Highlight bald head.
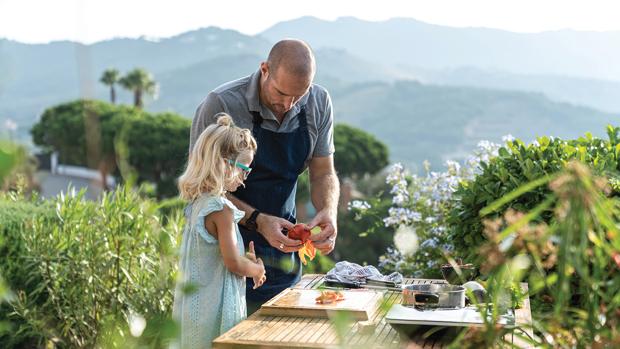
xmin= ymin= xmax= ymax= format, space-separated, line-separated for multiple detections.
xmin=267 ymin=39 xmax=316 ymax=81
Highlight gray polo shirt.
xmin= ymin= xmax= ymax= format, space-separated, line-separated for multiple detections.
xmin=189 ymin=70 xmax=335 ymax=166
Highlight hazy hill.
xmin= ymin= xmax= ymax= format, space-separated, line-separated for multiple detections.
xmin=153 ymin=63 xmax=617 ymax=170
xmin=1 ymin=19 xmax=619 ymax=170
xmin=331 ymin=80 xmax=618 ymax=170
xmin=261 ymin=16 xmax=620 ymax=81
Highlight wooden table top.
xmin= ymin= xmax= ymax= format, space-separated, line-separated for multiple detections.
xmin=213 ymin=274 xmax=533 ymax=349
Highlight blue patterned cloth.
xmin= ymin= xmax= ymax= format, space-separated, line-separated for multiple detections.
xmin=172 ymin=194 xmax=246 ymax=349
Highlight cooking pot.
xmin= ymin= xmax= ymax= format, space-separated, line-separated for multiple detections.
xmin=402 ymin=284 xmax=465 ymax=309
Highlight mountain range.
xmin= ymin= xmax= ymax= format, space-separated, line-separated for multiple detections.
xmin=1 ymin=16 xmax=619 ymax=170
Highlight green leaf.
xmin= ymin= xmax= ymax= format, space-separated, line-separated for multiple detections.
xmin=480 ymin=174 xmax=556 ymax=216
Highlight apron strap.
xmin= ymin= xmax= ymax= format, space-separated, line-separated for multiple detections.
xmin=251 ymin=111 xmax=263 ymax=126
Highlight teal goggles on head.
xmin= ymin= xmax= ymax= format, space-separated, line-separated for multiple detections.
xmin=227 ymin=159 xmax=252 ymax=179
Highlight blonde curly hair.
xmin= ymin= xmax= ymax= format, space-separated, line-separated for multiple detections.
xmin=178 ymin=113 xmax=257 ymax=201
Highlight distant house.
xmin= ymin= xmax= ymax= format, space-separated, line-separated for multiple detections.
xmin=36 ymin=152 xmax=116 ymax=200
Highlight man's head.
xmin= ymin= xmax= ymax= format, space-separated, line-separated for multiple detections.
xmin=259 ymin=39 xmax=316 ymax=118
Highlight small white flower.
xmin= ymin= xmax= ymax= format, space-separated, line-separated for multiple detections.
xmin=394 ymin=225 xmax=419 ymax=256
xmin=128 ymin=312 xmax=147 ymax=337
xmin=502 ymin=134 xmax=515 ymax=142
xmin=392 ymin=193 xmax=408 ymax=206
xmin=348 ymin=200 xmax=371 ymax=211
xmin=445 ymin=160 xmax=461 ymax=175
xmin=408 ymin=210 xmax=422 ymax=222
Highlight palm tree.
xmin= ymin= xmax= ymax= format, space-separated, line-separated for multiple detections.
xmin=99 ymin=68 xmax=120 ymax=104
xmin=119 ymin=68 xmax=157 ymax=108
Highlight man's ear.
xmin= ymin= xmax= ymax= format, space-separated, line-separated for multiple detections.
xmin=259 ymin=62 xmax=269 ymax=77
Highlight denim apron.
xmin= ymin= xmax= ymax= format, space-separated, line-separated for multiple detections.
xmin=234 ymin=106 xmax=311 ymax=314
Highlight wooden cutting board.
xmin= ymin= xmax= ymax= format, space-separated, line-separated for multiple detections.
xmin=260 ymin=288 xmax=384 ymax=321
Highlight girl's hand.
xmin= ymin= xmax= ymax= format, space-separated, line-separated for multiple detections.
xmin=246 ymin=241 xmax=257 ymax=262
xmin=252 ymin=258 xmax=266 ymax=289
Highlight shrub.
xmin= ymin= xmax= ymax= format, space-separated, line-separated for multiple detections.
xmin=450 ymin=162 xmax=620 ymax=348
xmin=0 ymin=187 xmax=182 ymax=348
xmin=349 ymin=140 xmax=502 ymax=277
xmin=448 ymin=126 xmax=620 ymax=261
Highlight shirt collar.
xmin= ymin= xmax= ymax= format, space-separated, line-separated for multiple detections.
xmin=245 ymin=69 xmax=262 ymax=113
xmin=245 ymin=68 xmax=311 ymax=121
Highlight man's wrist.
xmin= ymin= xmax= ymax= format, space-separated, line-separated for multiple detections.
xmin=319 ymin=206 xmax=337 ymax=219
xmin=245 ymin=209 xmax=261 ymax=231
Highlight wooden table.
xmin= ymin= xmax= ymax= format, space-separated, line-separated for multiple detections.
xmin=213 ymin=274 xmax=533 ymax=349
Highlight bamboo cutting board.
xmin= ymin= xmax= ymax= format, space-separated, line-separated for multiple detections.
xmin=260 ymin=288 xmax=384 ymax=321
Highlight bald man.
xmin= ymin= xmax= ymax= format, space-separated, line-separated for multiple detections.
xmin=190 ymin=39 xmax=340 ymax=314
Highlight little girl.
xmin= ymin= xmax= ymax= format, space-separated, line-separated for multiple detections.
xmin=172 ymin=113 xmax=266 ymax=349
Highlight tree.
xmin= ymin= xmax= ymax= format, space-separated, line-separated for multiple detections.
xmin=99 ymin=68 xmax=120 ymax=104
xmin=31 ymin=100 xmax=142 ymax=191
xmin=119 ymin=68 xmax=157 ymax=108
xmin=333 ymin=123 xmax=389 ymax=179
xmin=31 ymin=100 xmax=114 ymax=166
xmin=118 ymin=112 xmax=190 ymax=198
xmin=31 ymin=100 xmax=190 ymax=197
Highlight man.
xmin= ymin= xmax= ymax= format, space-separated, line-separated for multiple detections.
xmin=189 ymin=39 xmax=340 ymax=314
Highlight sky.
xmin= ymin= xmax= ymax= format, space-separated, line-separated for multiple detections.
xmin=0 ymin=0 xmax=619 ymax=44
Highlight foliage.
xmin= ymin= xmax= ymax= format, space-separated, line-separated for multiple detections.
xmin=119 ymin=68 xmax=158 ymax=109
xmin=0 ymin=140 xmax=38 ymax=193
xmin=350 ymin=140 xmax=502 ymax=277
xmin=449 ymin=162 xmax=620 ymax=348
xmin=333 ymin=123 xmax=389 ymax=179
xmin=0 ymin=186 xmax=182 ymax=348
xmin=448 ymin=126 xmax=620 ymax=262
xmin=335 ymin=193 xmax=394 ymax=265
xmin=100 ymin=69 xmax=120 ymax=104
xmin=31 ymin=99 xmax=122 ymax=168
xmin=118 ymin=112 xmax=190 ymax=198
xmin=0 ymin=141 xmax=21 ymax=182
xmin=30 ymin=100 xmax=190 ymax=198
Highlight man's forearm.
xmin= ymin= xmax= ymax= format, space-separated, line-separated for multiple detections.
xmin=310 ymin=172 xmax=340 ymax=215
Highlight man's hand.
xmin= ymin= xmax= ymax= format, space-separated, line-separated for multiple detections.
xmin=256 ymin=213 xmax=303 ymax=253
xmin=308 ymin=209 xmax=337 ymax=254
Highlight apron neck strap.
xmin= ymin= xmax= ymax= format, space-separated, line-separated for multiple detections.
xmin=251 ymin=111 xmax=263 ymax=126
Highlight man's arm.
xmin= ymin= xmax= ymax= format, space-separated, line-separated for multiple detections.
xmin=307 ymin=155 xmax=340 ymax=254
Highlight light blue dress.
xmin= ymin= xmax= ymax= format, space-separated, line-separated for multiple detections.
xmin=172 ymin=194 xmax=246 ymax=349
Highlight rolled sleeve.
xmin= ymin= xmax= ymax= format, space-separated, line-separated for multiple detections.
xmin=189 ymin=92 xmax=227 ymax=152
xmin=313 ymin=91 xmax=335 ymax=157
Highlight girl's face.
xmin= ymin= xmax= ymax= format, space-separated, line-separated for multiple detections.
xmin=225 ymin=154 xmax=253 ymax=192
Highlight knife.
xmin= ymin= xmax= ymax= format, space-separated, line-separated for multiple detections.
xmin=323 ymin=279 xmax=363 ymax=289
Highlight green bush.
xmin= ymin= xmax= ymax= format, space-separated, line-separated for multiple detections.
xmin=333 ymin=123 xmax=389 ymax=179
xmin=0 ymin=187 xmax=182 ymax=348
xmin=335 ymin=197 xmax=394 ymax=266
xmin=448 ymin=126 xmax=620 ymax=261
xmin=0 ymin=195 xmax=55 ymax=347
xmin=450 ymin=162 xmax=620 ymax=348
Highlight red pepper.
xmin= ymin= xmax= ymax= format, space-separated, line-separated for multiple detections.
xmin=288 ymin=224 xmax=321 ymax=265
xmin=288 ymin=224 xmax=311 ymax=242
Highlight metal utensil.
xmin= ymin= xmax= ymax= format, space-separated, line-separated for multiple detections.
xmin=402 ymin=284 xmax=466 ymax=309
